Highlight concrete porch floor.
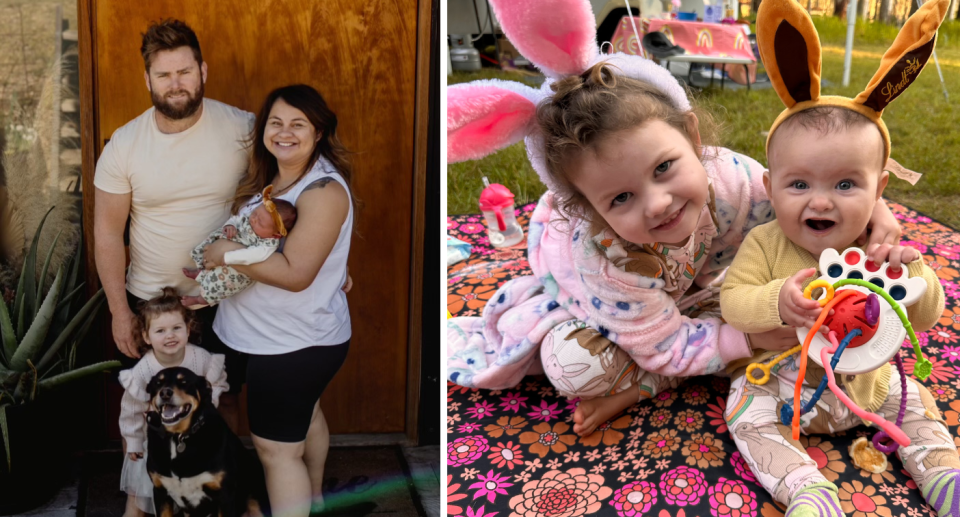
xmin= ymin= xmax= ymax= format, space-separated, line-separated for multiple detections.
xmin=11 ymin=444 xmax=440 ymax=517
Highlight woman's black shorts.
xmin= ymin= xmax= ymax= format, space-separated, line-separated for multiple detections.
xmin=246 ymin=340 xmax=350 ymax=442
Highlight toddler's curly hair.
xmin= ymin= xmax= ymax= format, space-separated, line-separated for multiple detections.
xmin=536 ymin=62 xmax=720 ymax=228
xmin=132 ymin=286 xmax=201 ymax=355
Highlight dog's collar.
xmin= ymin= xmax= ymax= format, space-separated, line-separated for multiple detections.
xmin=175 ymin=413 xmax=206 ymax=452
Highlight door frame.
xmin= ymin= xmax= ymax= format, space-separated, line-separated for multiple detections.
xmin=77 ymin=0 xmax=429 ymax=442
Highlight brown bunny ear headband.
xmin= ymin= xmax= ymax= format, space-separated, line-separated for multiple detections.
xmin=262 ymin=185 xmax=287 ymax=237
xmin=758 ymin=0 xmax=948 ymax=183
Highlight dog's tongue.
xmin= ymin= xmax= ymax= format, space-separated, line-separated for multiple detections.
xmin=162 ymin=404 xmax=180 ymax=420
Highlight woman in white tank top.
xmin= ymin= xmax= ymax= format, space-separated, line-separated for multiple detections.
xmin=201 ymin=85 xmax=356 ymax=517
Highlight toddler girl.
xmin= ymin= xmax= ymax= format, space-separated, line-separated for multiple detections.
xmin=446 ymin=0 xmax=902 ymax=438
xmin=118 ymin=287 xmax=229 ymax=516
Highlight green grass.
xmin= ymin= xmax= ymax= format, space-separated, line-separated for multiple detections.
xmin=811 ymin=16 xmax=960 ymax=49
xmin=447 ymin=42 xmax=960 ymax=229
xmin=447 ymin=70 xmax=544 ymax=213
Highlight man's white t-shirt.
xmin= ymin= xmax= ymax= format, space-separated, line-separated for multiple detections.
xmin=94 ymin=98 xmax=255 ymax=299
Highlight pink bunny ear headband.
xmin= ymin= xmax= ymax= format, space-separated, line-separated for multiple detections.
xmin=447 ymin=0 xmax=692 ymax=192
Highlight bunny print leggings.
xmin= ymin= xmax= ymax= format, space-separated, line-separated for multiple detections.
xmin=539 ymin=298 xmax=724 ymax=402
xmin=540 ymin=319 xmax=684 ymax=402
xmin=725 ymin=360 xmax=960 ymax=505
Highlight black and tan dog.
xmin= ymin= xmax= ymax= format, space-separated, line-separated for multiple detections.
xmin=145 ymin=367 xmax=269 ymax=517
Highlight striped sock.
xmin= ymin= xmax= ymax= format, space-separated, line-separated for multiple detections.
xmin=923 ymin=469 xmax=960 ymax=517
xmin=786 ymin=482 xmax=844 ymax=517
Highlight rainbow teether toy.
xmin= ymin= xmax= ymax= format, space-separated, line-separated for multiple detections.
xmin=799 ymin=248 xmax=928 ymax=376
xmin=747 ymin=247 xmax=932 ymax=450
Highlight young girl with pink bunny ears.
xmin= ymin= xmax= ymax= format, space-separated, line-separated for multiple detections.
xmin=446 ymin=0 xmax=903 ymax=437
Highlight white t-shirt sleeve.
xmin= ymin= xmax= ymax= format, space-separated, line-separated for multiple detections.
xmin=224 ymin=245 xmax=277 ymax=266
xmin=93 ymin=133 xmax=131 ymax=194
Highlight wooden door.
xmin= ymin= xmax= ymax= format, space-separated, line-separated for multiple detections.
xmin=83 ymin=0 xmax=419 ymax=435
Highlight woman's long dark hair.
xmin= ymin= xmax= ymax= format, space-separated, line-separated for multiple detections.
xmin=232 ymin=84 xmax=358 ymax=218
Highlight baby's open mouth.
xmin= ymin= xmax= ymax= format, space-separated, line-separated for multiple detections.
xmin=805 ymin=218 xmax=835 ymax=231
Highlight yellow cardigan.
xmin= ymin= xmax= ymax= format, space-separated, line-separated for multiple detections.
xmin=720 ymin=220 xmax=944 ymax=414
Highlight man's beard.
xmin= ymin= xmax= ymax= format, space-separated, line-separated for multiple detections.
xmin=151 ymin=81 xmax=204 ymax=120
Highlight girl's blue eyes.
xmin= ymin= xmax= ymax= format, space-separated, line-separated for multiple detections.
xmin=612 ymin=192 xmax=633 ymax=206
xmin=791 ymin=181 xmax=808 ymax=189
xmin=837 ymin=180 xmax=853 ymax=190
xmin=610 ymin=161 xmax=672 ymax=208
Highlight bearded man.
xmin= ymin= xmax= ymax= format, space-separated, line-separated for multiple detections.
xmin=93 ymin=19 xmax=254 ymax=443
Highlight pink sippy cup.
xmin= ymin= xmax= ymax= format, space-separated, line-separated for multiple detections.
xmin=479 ymin=177 xmax=524 ymax=248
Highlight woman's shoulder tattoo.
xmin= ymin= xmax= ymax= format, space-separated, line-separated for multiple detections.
xmin=302 ymin=177 xmax=335 ymax=192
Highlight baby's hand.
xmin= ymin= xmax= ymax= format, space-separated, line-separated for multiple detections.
xmin=747 ymin=327 xmax=798 ymax=352
xmin=778 ymin=268 xmax=832 ymax=330
xmin=224 ymin=225 xmax=238 ymax=239
xmin=129 ymin=452 xmax=143 ymax=461
xmin=866 ymin=243 xmax=921 ymax=272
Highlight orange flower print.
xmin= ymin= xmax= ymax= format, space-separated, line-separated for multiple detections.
xmin=799 ymin=436 xmax=846 ymax=482
xmin=642 ymin=428 xmax=681 ymax=458
xmin=681 ymin=432 xmax=726 ymax=468
xmin=447 ymin=284 xmax=497 ymax=314
xmin=650 ymin=408 xmax=672 ymax=427
xmin=653 ymin=390 xmax=678 ymax=407
xmin=760 ymin=501 xmax=786 ymax=517
xmin=838 ymin=480 xmax=892 ymax=517
xmin=579 ymin=415 xmax=631 ymax=447
xmin=519 ymin=422 xmax=578 ymax=457
xmin=940 ymin=306 xmax=960 ymax=332
xmin=508 ymin=468 xmax=612 ymax=517
xmin=675 ymin=409 xmax=704 ymax=432
xmin=464 ymin=268 xmax=511 ymax=286
xmin=944 ymin=400 xmax=960 ymax=427
xmin=928 ymin=384 xmax=956 ymax=402
xmin=683 ymin=385 xmax=709 ymax=405
xmin=903 ymin=223 xmax=936 ymax=245
xmin=486 ymin=415 xmax=528 ymax=438
xmin=926 ymin=255 xmax=960 ymax=281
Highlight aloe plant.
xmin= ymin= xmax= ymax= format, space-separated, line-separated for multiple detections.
xmin=0 ymin=207 xmax=121 ymax=471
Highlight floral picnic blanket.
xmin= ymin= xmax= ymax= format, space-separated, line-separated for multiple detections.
xmin=447 ymin=200 xmax=960 ymax=517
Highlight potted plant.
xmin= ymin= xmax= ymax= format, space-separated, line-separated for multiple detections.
xmin=0 ymin=207 xmax=120 ymax=514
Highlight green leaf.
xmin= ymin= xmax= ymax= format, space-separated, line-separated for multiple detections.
xmin=36 ymin=289 xmax=104 ymax=373
xmin=38 ymin=359 xmax=62 ymax=380
xmin=37 ymin=360 xmax=121 ymax=391
xmin=66 ymin=302 xmax=100 ymax=372
xmin=0 ymin=405 xmax=9 ymax=472
xmin=13 ymin=363 xmax=37 ymax=403
xmin=0 ymin=367 xmax=16 ymax=387
xmin=36 ymin=230 xmax=62 ymax=308
xmin=49 ymin=282 xmax=86 ymax=345
xmin=12 ymin=267 xmax=25 ymax=342
xmin=14 ymin=206 xmax=55 ymax=340
xmin=59 ymin=237 xmax=83 ymax=325
xmin=10 ymin=267 xmax=63 ymax=372
xmin=0 ymin=299 xmax=16 ymax=367
xmin=54 ymin=282 xmax=86 ymax=316
xmin=66 ymin=233 xmax=82 ymax=296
